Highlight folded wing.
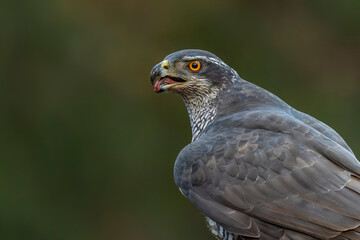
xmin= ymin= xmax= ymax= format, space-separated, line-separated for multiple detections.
xmin=174 ymin=111 xmax=360 ymax=239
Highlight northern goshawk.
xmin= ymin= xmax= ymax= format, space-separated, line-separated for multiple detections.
xmin=150 ymin=49 xmax=360 ymax=240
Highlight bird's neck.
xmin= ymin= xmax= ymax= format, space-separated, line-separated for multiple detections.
xmin=181 ymin=90 xmax=220 ymax=142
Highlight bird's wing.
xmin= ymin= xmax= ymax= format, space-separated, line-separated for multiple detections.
xmin=174 ymin=111 xmax=360 ymax=239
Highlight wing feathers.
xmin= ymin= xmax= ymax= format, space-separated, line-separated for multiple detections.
xmin=336 ymin=226 xmax=360 ymax=240
xmin=175 ymin=111 xmax=360 ymax=239
xmin=189 ymin=189 xmax=260 ymax=237
xmin=346 ymin=176 xmax=360 ymax=194
xmin=303 ymin=185 xmax=360 ymax=220
xmin=251 ymin=206 xmax=341 ymax=238
xmin=261 ymin=197 xmax=360 ymax=231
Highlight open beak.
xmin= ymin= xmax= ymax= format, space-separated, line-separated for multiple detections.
xmin=153 ymin=76 xmax=186 ymax=93
xmin=150 ymin=62 xmax=187 ymax=93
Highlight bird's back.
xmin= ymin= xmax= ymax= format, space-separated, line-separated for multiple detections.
xmin=175 ymin=80 xmax=360 ymax=240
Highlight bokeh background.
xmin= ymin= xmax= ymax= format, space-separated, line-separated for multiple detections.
xmin=1 ymin=0 xmax=359 ymax=239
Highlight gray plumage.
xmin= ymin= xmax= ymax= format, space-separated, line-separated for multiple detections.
xmin=150 ymin=49 xmax=360 ymax=240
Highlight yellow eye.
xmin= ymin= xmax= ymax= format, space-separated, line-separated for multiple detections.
xmin=189 ymin=61 xmax=201 ymax=71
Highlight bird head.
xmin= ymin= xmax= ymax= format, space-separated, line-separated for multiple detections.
xmin=150 ymin=49 xmax=237 ymax=97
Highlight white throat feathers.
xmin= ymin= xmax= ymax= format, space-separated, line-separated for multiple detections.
xmin=181 ymin=88 xmax=219 ymax=141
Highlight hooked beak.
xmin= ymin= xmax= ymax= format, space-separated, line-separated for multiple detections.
xmin=150 ymin=61 xmax=187 ymax=93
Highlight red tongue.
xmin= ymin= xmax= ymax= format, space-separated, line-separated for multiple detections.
xmin=154 ymin=79 xmax=162 ymax=92
xmin=154 ymin=77 xmax=178 ymax=92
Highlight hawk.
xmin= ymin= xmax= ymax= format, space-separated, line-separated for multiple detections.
xmin=150 ymin=49 xmax=360 ymax=240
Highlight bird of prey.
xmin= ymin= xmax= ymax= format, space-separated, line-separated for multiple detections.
xmin=150 ymin=49 xmax=360 ymax=240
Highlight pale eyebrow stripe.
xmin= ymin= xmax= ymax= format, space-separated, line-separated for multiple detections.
xmin=180 ymin=56 xmax=219 ymax=62
xmin=180 ymin=56 xmax=232 ymax=70
xmin=180 ymin=56 xmax=225 ymax=67
xmin=178 ymin=55 xmax=239 ymax=82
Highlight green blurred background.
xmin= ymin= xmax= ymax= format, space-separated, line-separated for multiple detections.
xmin=1 ymin=0 xmax=359 ymax=239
